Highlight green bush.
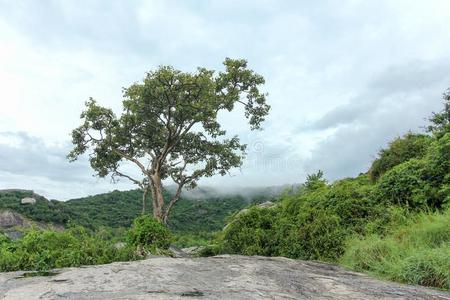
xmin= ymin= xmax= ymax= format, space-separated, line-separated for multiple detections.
xmin=221 ymin=206 xmax=279 ymax=256
xmin=323 ymin=176 xmax=380 ymax=233
xmin=372 ymin=159 xmax=430 ymax=208
xmin=424 ymin=133 xmax=450 ymax=187
xmin=277 ymin=210 xmax=347 ymax=261
xmin=372 ymin=134 xmax=450 ymax=210
xmin=126 ymin=215 xmax=172 ymax=252
xmin=369 ymin=133 xmax=431 ymax=181
xmin=0 ymin=233 xmax=9 ymax=245
xmin=221 ymin=176 xmax=375 ymax=261
xmin=0 ymin=226 xmax=139 ymax=272
xmin=363 ymin=206 xmax=411 ymax=236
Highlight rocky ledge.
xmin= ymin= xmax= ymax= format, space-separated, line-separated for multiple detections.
xmin=0 ymin=255 xmax=448 ymax=300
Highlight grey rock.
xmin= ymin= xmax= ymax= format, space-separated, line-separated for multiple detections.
xmin=4 ymin=231 xmax=23 ymax=240
xmin=169 ymin=246 xmax=190 ymax=258
xmin=20 ymin=197 xmax=36 ymax=205
xmin=113 ymin=242 xmax=126 ymax=249
xmin=181 ymin=246 xmax=205 ymax=256
xmin=0 ymin=210 xmax=29 ymax=228
xmin=0 ymin=210 xmax=64 ymax=240
xmin=0 ymin=255 xmax=448 ymax=299
xmin=258 ymin=201 xmax=275 ymax=208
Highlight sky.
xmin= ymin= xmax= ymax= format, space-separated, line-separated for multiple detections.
xmin=0 ymin=0 xmax=449 ymax=200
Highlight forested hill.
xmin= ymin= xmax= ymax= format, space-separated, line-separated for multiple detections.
xmin=0 ymin=186 xmax=283 ymax=233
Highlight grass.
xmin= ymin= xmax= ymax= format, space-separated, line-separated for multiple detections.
xmin=341 ymin=208 xmax=450 ymax=290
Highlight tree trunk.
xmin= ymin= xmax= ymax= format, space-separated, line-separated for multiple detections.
xmin=162 ymin=185 xmax=183 ymax=225
xmin=141 ymin=188 xmax=147 ymax=214
xmin=150 ymin=174 xmax=165 ymax=222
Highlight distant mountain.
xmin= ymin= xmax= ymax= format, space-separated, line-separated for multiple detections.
xmin=0 ymin=186 xmax=287 ymax=233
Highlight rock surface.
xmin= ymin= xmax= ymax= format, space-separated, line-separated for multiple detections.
xmin=0 ymin=210 xmax=30 ymax=229
xmin=0 ymin=210 xmax=31 ymax=239
xmin=0 ymin=210 xmax=64 ymax=240
xmin=0 ymin=255 xmax=449 ymax=300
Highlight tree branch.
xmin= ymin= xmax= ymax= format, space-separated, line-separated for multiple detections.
xmin=113 ymin=170 xmax=144 ymax=187
xmin=163 ymin=181 xmax=184 ymax=224
xmin=113 ymin=149 xmax=148 ymax=175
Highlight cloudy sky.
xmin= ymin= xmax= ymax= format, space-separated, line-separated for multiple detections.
xmin=0 ymin=0 xmax=449 ymax=200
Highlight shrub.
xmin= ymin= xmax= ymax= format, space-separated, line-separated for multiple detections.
xmin=0 ymin=233 xmax=9 ymax=245
xmin=197 ymin=244 xmax=223 ymax=257
xmin=372 ymin=134 xmax=450 ymax=210
xmin=0 ymin=226 xmax=139 ymax=272
xmin=423 ymin=133 xmax=450 ymax=187
xmin=324 ymin=176 xmax=379 ymax=233
xmin=126 ymin=215 xmax=172 ymax=252
xmin=277 ymin=210 xmax=348 ymax=261
xmin=369 ymin=133 xmax=431 ymax=181
xmin=363 ymin=206 xmax=411 ymax=236
xmin=427 ymin=89 xmax=450 ymax=139
xmin=221 ymin=206 xmax=279 ymax=256
xmin=372 ymin=159 xmax=432 ymax=209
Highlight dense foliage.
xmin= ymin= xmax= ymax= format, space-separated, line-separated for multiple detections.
xmin=68 ymin=58 xmax=270 ymax=223
xmin=0 ymin=189 xmax=271 ymax=234
xmin=212 ymin=123 xmax=449 ymax=289
xmin=0 ymin=225 xmax=140 ymax=272
xmin=0 ymin=191 xmax=71 ymax=225
xmin=126 ymin=215 xmax=172 ymax=253
xmin=369 ymin=133 xmax=431 ymax=181
xmin=219 ymin=174 xmax=386 ymax=261
xmin=427 ymin=89 xmax=450 ymax=139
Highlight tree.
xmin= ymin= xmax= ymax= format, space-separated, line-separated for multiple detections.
xmin=68 ymin=58 xmax=270 ymax=224
xmin=304 ymin=170 xmax=326 ymax=190
xmin=427 ymin=88 xmax=450 ymax=138
xmin=369 ymin=133 xmax=431 ymax=181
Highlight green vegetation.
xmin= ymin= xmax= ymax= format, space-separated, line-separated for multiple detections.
xmin=127 ymin=215 xmax=172 ymax=253
xmin=369 ymin=133 xmax=431 ymax=181
xmin=68 ymin=58 xmax=269 ymax=223
xmin=342 ymin=210 xmax=450 ymax=289
xmin=207 ymin=98 xmax=450 ymax=289
xmin=218 ymin=173 xmax=385 ymax=261
xmin=0 ymin=225 xmax=140 ymax=272
xmin=0 ymin=192 xmax=71 ymax=225
xmin=0 ymin=189 xmax=270 ymax=234
xmin=0 ymin=215 xmax=180 ymax=272
xmin=1 ymin=89 xmax=448 ymax=291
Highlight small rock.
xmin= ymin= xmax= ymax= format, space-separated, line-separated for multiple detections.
xmin=114 ymin=242 xmax=126 ymax=249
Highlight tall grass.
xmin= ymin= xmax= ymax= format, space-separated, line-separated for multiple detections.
xmin=341 ymin=209 xmax=450 ymax=289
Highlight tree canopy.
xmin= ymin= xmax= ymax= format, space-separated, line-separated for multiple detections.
xmin=427 ymin=89 xmax=450 ymax=138
xmin=68 ymin=58 xmax=270 ymax=223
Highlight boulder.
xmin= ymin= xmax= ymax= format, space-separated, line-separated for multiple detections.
xmin=258 ymin=201 xmax=275 ymax=208
xmin=0 ymin=210 xmax=28 ymax=228
xmin=181 ymin=246 xmax=206 ymax=256
xmin=21 ymin=197 xmax=36 ymax=205
xmin=113 ymin=242 xmax=126 ymax=249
